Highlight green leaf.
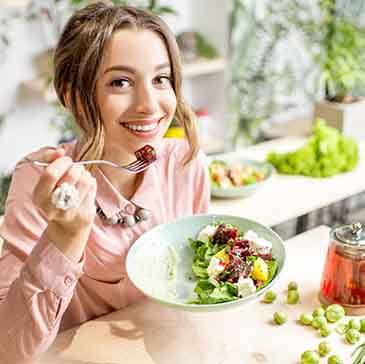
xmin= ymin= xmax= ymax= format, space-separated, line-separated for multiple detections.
xmin=195 ymin=32 xmax=219 ymax=59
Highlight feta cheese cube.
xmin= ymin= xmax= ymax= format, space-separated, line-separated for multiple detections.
xmin=243 ymin=230 xmax=272 ymax=255
xmin=207 ymin=257 xmax=225 ymax=279
xmin=236 ymin=277 xmax=256 ymax=298
xmin=197 ymin=224 xmax=217 ymax=243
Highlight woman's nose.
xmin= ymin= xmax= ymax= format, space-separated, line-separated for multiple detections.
xmin=134 ymin=83 xmax=159 ymax=114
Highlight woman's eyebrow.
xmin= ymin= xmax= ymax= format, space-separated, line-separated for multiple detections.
xmin=103 ymin=62 xmax=171 ymax=75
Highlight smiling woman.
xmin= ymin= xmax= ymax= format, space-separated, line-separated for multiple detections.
xmin=0 ymin=2 xmax=210 ymax=363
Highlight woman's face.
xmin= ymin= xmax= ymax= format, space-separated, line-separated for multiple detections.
xmin=96 ymin=28 xmax=177 ymax=160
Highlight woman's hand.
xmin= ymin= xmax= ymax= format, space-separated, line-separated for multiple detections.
xmin=30 ymin=146 xmax=97 ymax=262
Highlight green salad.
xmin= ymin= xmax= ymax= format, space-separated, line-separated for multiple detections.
xmin=267 ymin=118 xmax=359 ymax=177
xmin=188 ymin=222 xmax=278 ymax=304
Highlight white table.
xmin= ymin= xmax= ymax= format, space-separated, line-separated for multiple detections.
xmin=42 ymin=225 xmax=363 ymax=364
xmin=211 ymin=137 xmax=365 ymax=228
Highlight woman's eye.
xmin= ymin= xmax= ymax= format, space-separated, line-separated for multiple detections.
xmin=110 ymin=79 xmax=130 ymax=88
xmin=154 ymin=76 xmax=172 ymax=86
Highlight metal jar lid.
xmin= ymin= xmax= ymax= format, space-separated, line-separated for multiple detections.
xmin=330 ymin=222 xmax=365 ymax=256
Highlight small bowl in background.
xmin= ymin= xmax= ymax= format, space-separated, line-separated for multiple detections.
xmin=209 ymin=156 xmax=274 ymax=199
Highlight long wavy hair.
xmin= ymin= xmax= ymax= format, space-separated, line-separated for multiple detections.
xmin=53 ymin=1 xmax=199 ymax=169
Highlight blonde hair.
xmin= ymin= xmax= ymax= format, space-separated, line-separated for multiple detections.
xmin=53 ymin=1 xmax=199 ymax=169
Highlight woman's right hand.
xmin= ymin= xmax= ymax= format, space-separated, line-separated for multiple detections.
xmin=29 ymin=146 xmax=97 ymax=262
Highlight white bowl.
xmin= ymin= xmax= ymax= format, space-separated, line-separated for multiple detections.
xmin=209 ymin=156 xmax=274 ymax=199
xmin=126 ymin=214 xmax=285 ymax=312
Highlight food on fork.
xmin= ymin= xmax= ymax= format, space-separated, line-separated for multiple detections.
xmin=135 ymin=144 xmax=157 ymax=163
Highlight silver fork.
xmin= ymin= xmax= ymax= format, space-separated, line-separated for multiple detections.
xmin=24 ymin=157 xmax=151 ymax=174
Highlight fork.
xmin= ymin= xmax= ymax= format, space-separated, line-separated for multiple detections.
xmin=24 ymin=157 xmax=151 ymax=174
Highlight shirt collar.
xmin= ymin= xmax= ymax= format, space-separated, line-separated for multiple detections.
xmin=94 ymin=143 xmax=168 ymax=219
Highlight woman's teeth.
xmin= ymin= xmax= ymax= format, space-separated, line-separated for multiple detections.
xmin=124 ymin=123 xmax=158 ymax=132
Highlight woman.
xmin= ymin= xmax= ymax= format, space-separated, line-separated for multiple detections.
xmin=0 ymin=2 xmax=210 ymax=362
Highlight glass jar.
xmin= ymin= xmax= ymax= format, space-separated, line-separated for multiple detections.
xmin=319 ymin=222 xmax=365 ymax=315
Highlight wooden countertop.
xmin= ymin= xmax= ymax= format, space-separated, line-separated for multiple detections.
xmin=41 ymin=225 xmax=362 ymax=364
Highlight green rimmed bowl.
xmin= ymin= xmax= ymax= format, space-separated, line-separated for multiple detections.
xmin=126 ymin=214 xmax=285 ymax=312
xmin=209 ymin=156 xmax=274 ymax=199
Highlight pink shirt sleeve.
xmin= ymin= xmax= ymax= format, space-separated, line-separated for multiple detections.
xmin=0 ymin=162 xmax=84 ymax=364
xmin=192 ymin=150 xmax=211 ymax=214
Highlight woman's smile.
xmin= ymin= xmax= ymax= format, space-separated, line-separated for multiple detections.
xmin=120 ymin=116 xmax=165 ymax=139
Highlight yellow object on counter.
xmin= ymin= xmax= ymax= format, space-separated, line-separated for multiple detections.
xmin=165 ymin=126 xmax=185 ymax=138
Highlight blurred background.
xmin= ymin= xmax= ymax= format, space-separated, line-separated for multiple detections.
xmin=1 ymin=0 xmax=365 ymax=226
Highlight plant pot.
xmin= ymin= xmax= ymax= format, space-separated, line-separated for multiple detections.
xmin=313 ymin=99 xmax=365 ymax=141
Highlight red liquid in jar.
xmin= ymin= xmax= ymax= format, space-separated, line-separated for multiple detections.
xmin=320 ymin=242 xmax=365 ymax=305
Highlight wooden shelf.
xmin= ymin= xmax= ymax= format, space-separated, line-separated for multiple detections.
xmin=182 ymin=58 xmax=227 ymax=78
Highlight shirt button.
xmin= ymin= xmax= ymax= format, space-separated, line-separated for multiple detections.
xmin=125 ymin=203 xmax=135 ymax=214
xmin=64 ymin=276 xmax=74 ymax=287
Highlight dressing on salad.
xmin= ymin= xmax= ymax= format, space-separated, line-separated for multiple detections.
xmin=189 ymin=223 xmax=278 ymax=304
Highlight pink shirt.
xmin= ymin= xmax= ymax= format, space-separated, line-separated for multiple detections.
xmin=0 ymin=139 xmax=210 ymax=364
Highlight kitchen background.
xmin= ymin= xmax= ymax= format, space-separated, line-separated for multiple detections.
xmin=1 ymin=0 xmax=365 ymax=238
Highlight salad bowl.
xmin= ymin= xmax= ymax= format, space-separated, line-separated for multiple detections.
xmin=209 ymin=156 xmax=274 ymax=199
xmin=126 ymin=214 xmax=285 ymax=312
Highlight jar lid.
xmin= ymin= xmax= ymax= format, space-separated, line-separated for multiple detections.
xmin=332 ymin=222 xmax=365 ymax=245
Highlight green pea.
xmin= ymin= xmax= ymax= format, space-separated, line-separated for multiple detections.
xmin=335 ymin=323 xmax=348 ymax=335
xmin=345 ymin=328 xmax=361 ymax=344
xmin=312 ymin=316 xmax=328 ymax=330
xmin=360 ymin=318 xmax=365 ymax=333
xmin=325 ymin=304 xmax=345 ymax=323
xmin=299 ymin=313 xmax=313 ymax=326
xmin=263 ymin=290 xmax=277 ymax=303
xmin=287 ymin=289 xmax=300 ymax=304
xmin=288 ymin=281 xmax=298 ymax=291
xmin=273 ymin=311 xmax=287 ymax=325
xmin=328 ymin=354 xmax=343 ymax=364
xmin=320 ymin=325 xmax=331 ymax=337
xmin=348 ymin=319 xmax=360 ymax=331
xmin=300 ymin=350 xmax=320 ymax=364
xmin=318 ymin=341 xmax=332 ymax=357
xmin=313 ymin=307 xmax=325 ymax=317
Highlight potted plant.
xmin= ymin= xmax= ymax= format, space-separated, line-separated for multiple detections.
xmin=228 ymin=0 xmax=313 ymax=148
xmin=312 ymin=0 xmax=365 ymax=139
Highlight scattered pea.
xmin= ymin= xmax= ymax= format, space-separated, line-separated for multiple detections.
xmin=299 ymin=313 xmax=313 ymax=326
xmin=328 ymin=354 xmax=343 ymax=364
xmin=318 ymin=341 xmax=332 ymax=357
xmin=320 ymin=325 xmax=331 ymax=337
xmin=273 ymin=311 xmax=287 ymax=325
xmin=360 ymin=318 xmax=365 ymax=333
xmin=345 ymin=328 xmax=361 ymax=344
xmin=335 ymin=323 xmax=348 ymax=335
xmin=288 ymin=281 xmax=298 ymax=291
xmin=313 ymin=307 xmax=325 ymax=317
xmin=325 ymin=304 xmax=345 ymax=323
xmin=287 ymin=289 xmax=300 ymax=304
xmin=263 ymin=290 xmax=277 ymax=303
xmin=312 ymin=316 xmax=328 ymax=330
xmin=348 ymin=319 xmax=361 ymax=331
xmin=300 ymin=350 xmax=320 ymax=364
